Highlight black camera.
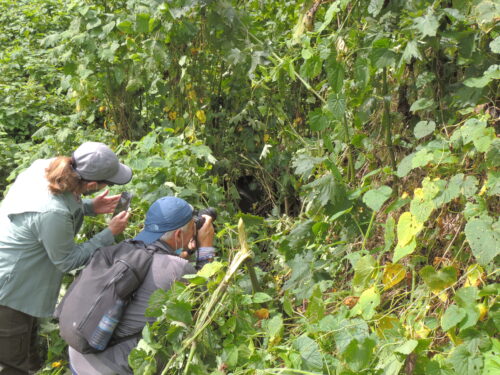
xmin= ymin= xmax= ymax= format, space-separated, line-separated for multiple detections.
xmin=193 ymin=207 xmax=217 ymax=230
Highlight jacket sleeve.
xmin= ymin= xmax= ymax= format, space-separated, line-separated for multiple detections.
xmin=82 ymin=199 xmax=96 ymax=216
xmin=37 ymin=211 xmax=114 ymax=272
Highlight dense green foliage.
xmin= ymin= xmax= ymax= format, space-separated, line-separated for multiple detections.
xmin=1 ymin=0 xmax=499 ymax=374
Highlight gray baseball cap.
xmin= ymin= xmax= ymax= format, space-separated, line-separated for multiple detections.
xmin=72 ymin=142 xmax=132 ymax=185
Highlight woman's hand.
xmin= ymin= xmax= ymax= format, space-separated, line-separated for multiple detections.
xmin=92 ymin=190 xmax=121 ymax=214
xmin=108 ymin=211 xmax=130 ymax=236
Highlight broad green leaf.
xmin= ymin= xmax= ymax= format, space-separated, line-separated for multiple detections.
xmin=136 ymin=13 xmax=150 ymax=33
xmin=410 ymin=191 xmax=435 ymax=223
xmin=327 ymin=92 xmax=346 ymax=119
xmin=465 ymin=216 xmax=500 ymax=265
xmin=370 ymin=47 xmax=397 ymax=69
xmin=419 ymin=266 xmax=457 ymax=292
xmin=343 ymin=337 xmax=376 ymax=372
xmin=393 ymin=237 xmax=417 ymax=263
xmin=317 ymin=2 xmax=340 ymax=33
xmin=363 ymin=185 xmax=392 ymax=212
xmin=307 ymin=108 xmax=330 ymax=132
xmin=464 ymin=76 xmax=492 ymax=88
xmin=333 ymin=318 xmax=369 ymax=353
xmin=197 ymin=261 xmax=223 ymax=279
xmin=473 ymin=0 xmax=499 ymax=26
xmin=129 ymin=348 xmax=156 ymax=375
xmin=326 ymin=59 xmax=345 ymax=93
xmin=485 ymin=171 xmax=500 ymax=196
xmin=266 ymin=314 xmax=283 ymax=344
xmin=412 ymin=148 xmax=434 ymax=168
xmin=455 ymin=287 xmax=480 ymax=330
xmin=471 ymin=126 xmax=495 ymax=152
xmin=397 ymin=152 xmax=415 ymax=177
xmin=117 ymin=20 xmax=134 ymax=34
xmin=165 ymin=300 xmax=193 ymax=325
xmin=414 ymin=120 xmax=436 ymax=139
xmin=382 ymin=263 xmax=406 ymax=290
xmin=491 ymin=36 xmax=500 ymax=53
xmin=293 ymin=335 xmax=323 ymax=371
xmin=306 ymin=285 xmax=325 ymax=323
xmin=483 ymin=338 xmax=500 ymax=375
xmin=368 ymin=0 xmax=384 ymax=17
xmin=301 ymin=48 xmax=313 ymax=60
xmin=441 ymin=305 xmax=467 ymax=331
xmin=486 ymin=139 xmax=500 ymax=167
xmin=401 ymin=39 xmax=423 ymax=65
xmin=352 ymin=255 xmax=378 ymax=292
xmin=413 ymin=12 xmax=439 ymax=37
xmin=350 ymin=287 xmax=380 ymax=320
xmin=397 ymin=212 xmax=424 ymax=246
xmin=394 ymin=339 xmax=418 ymax=355
xmin=448 ymin=343 xmax=483 ymax=375
xmin=253 ymin=292 xmax=273 ymax=304
xmin=410 ymin=98 xmax=435 ymax=112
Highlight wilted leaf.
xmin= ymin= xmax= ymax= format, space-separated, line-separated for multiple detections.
xmin=254 ymin=308 xmax=270 ymax=320
xmin=383 ymin=263 xmax=406 ymax=290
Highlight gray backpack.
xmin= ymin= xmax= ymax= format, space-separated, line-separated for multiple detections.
xmin=54 ymin=240 xmax=163 ymax=353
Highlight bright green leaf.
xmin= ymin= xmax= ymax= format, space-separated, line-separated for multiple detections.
xmin=350 ymin=287 xmax=380 ymax=320
xmin=393 ymin=237 xmax=417 ymax=263
xmin=414 ymin=120 xmax=436 ymax=139
xmin=363 ymin=185 xmax=392 ymax=212
xmin=465 ymin=216 xmax=500 ymax=265
xmin=441 ymin=305 xmax=467 ymax=331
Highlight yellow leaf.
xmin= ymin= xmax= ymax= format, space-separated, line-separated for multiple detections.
xmin=414 ymin=188 xmax=424 ymax=199
xmin=464 ymin=264 xmax=485 ymax=287
xmin=195 ymin=110 xmax=206 ymax=123
xmin=383 ymin=263 xmax=406 ymax=290
xmin=376 ymin=315 xmax=400 ymax=337
xmin=263 ymin=133 xmax=270 ymax=142
xmin=397 ymin=212 xmax=424 ymax=247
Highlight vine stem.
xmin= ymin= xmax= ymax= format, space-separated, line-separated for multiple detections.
xmin=362 ymin=211 xmax=376 ymax=251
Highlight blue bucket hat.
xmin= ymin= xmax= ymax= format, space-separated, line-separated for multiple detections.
xmin=134 ymin=196 xmax=193 ymax=244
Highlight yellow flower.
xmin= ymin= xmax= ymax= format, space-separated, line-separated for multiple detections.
xmin=51 ymin=361 xmax=62 ymax=368
xmin=168 ymin=111 xmax=177 ymax=120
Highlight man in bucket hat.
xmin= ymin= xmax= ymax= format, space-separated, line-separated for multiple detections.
xmin=68 ymin=196 xmax=215 ymax=375
xmin=0 ymin=142 xmax=132 ymax=374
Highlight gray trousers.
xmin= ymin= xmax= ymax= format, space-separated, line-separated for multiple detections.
xmin=0 ymin=305 xmax=41 ymax=375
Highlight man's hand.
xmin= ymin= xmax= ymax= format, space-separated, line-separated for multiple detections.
xmin=108 ymin=210 xmax=130 ymax=236
xmin=92 ymin=190 xmax=121 ymax=214
xmin=197 ymin=215 xmax=214 ymax=247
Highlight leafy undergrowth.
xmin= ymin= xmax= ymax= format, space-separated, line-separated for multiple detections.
xmin=125 ymin=119 xmax=499 ymax=375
